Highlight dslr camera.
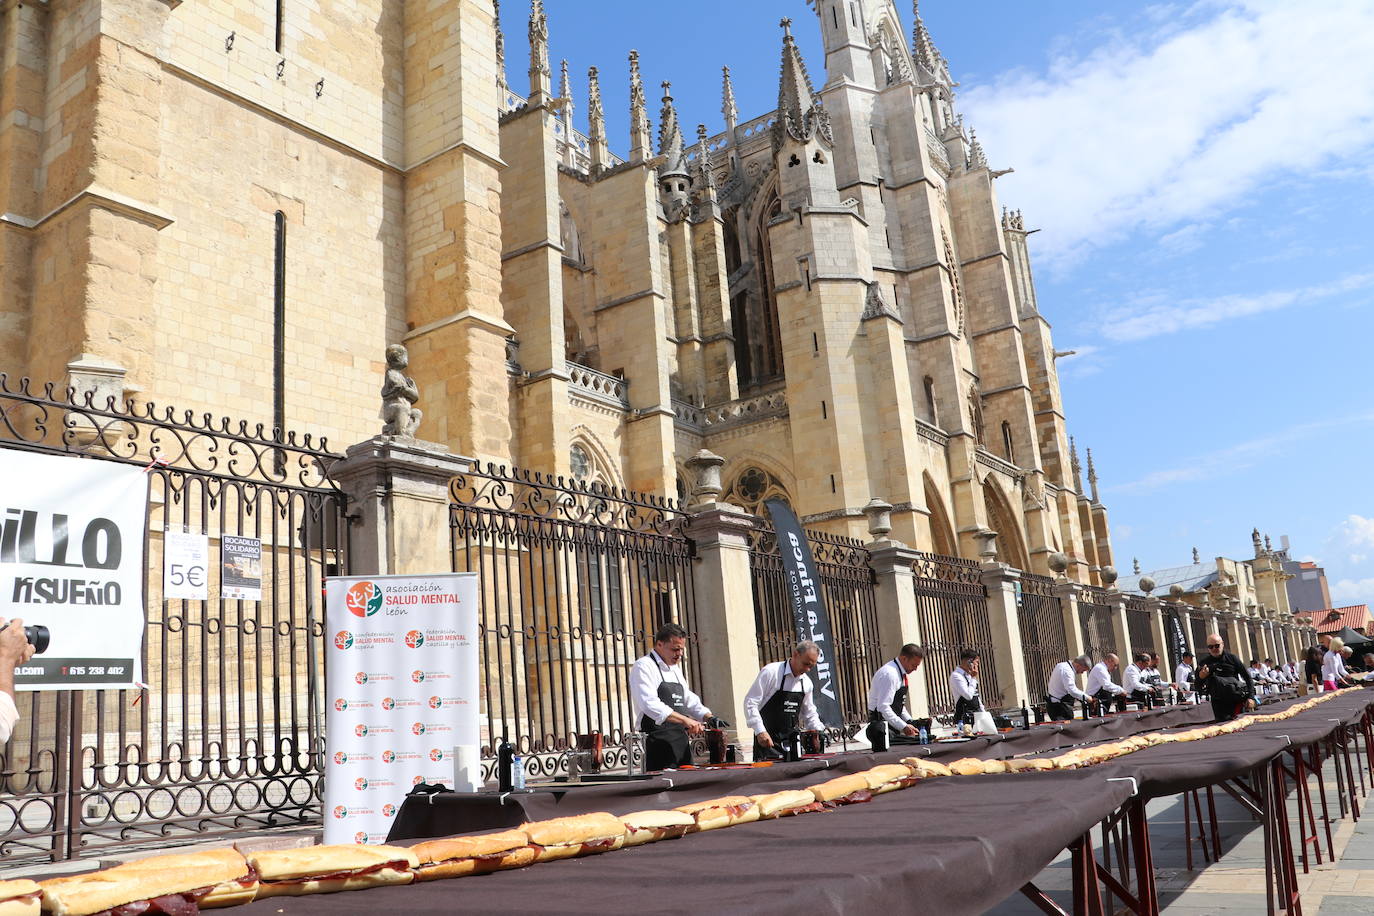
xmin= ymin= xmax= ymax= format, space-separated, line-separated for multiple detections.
xmin=3 ymin=622 xmax=49 ymax=655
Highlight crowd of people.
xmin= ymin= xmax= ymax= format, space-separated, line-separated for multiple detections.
xmin=628 ymin=623 xmax=1372 ymax=767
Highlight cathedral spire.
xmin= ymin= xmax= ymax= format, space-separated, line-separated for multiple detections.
xmin=1252 ymin=527 xmax=1263 ymax=557
xmin=775 ymin=18 xmax=831 ymax=148
xmin=1133 ymin=557 xmax=1141 ymax=575
xmin=911 ymin=0 xmax=952 ymax=89
xmin=1070 ymin=436 xmax=1084 ymax=494
xmin=1086 ymin=447 xmax=1100 ymax=503
xmin=586 ymin=65 xmax=609 ymax=171
xmin=558 ymin=59 xmax=576 ymax=166
xmin=527 ymin=0 xmax=551 ymax=102
xmin=722 ymin=66 xmax=738 ymax=128
xmin=658 ymin=81 xmax=686 ymax=173
xmin=968 ymin=128 xmax=988 ymax=170
xmin=494 ymin=0 xmax=508 ymax=96
xmin=628 ymin=50 xmax=652 ymax=163
xmin=696 ymin=123 xmax=716 ymax=195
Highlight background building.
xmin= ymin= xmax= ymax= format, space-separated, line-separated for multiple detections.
xmin=0 ymin=0 xmax=1113 ymax=578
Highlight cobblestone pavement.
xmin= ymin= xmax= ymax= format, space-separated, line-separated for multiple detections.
xmin=990 ymin=751 xmax=1374 ymax=914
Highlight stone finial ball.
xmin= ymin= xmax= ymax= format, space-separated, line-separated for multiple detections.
xmin=1100 ymin=566 xmax=1118 ymax=585
xmin=1138 ymin=576 xmax=1156 ymax=595
xmin=1048 ymin=552 xmax=1069 ymax=573
xmin=1169 ymin=584 xmax=1185 ymax=600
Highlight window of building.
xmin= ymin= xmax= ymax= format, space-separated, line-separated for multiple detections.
xmin=923 ymin=376 xmax=938 ymax=426
xmin=1001 ymin=420 xmax=1015 ymax=463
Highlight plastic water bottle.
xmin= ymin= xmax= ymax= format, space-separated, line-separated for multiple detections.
xmin=917 ymin=726 xmax=928 ymax=745
xmin=512 ymin=755 xmax=526 ymax=790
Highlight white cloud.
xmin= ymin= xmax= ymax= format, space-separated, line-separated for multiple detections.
xmin=961 ymin=0 xmax=1374 ymax=268
xmin=1337 ymin=515 xmax=1374 ymax=550
xmin=1331 ymin=577 xmax=1374 ymax=607
xmin=1099 ymin=272 xmax=1374 ymax=342
xmin=1113 ymin=411 xmax=1374 ymax=492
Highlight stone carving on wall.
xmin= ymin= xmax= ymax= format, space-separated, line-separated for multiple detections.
xmin=380 ymin=344 xmax=422 ymax=438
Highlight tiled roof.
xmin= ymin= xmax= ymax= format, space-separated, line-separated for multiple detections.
xmin=1293 ymin=604 xmax=1371 ymax=635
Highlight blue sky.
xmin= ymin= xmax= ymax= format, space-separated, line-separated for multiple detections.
xmin=506 ymin=1 xmax=1374 ymax=608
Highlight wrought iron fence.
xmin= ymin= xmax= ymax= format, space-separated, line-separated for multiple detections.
xmin=1126 ymin=597 xmax=1155 ymax=655
xmin=1078 ymin=585 xmax=1115 ymax=662
xmin=911 ymin=553 xmax=1004 ymax=715
xmin=1189 ymin=613 xmax=1209 ymax=657
xmin=449 ymin=464 xmax=700 ymax=776
xmin=748 ymin=525 xmax=883 ymax=733
xmin=1016 ymin=572 xmax=1067 ymax=700
xmin=0 ymin=376 xmax=347 ymax=864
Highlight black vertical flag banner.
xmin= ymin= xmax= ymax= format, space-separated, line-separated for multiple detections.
xmin=764 ymin=498 xmax=843 ymax=728
xmin=1167 ymin=610 xmax=1188 ymax=672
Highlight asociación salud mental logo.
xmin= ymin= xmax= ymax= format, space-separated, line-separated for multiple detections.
xmin=404 ymin=630 xmax=425 ymax=649
xmin=334 ymin=631 xmax=354 ymax=650
xmin=345 ymin=580 xmax=385 ymax=618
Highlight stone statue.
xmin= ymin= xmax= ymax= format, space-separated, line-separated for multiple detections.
xmin=380 ymin=344 xmax=422 ymax=438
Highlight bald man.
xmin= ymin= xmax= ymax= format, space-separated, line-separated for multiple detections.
xmin=1086 ymin=653 xmax=1126 ymax=711
xmin=1196 ymin=633 xmax=1255 ymax=722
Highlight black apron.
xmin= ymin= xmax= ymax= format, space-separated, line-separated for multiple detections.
xmin=867 ymin=660 xmax=920 ymax=746
xmin=754 ymin=662 xmax=804 ymax=758
xmin=951 ymin=669 xmax=982 ymax=725
xmin=1045 ymin=663 xmax=1077 ymax=720
xmin=640 ymin=653 xmax=693 ymax=771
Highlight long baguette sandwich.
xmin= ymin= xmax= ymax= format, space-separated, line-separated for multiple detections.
xmin=249 ymin=844 xmax=417 ymax=899
xmin=749 ymin=789 xmax=825 ymax=819
xmin=523 ymin=812 xmax=626 ymax=862
xmin=619 ymin=810 xmax=696 ymax=847
xmin=948 ymin=757 xmax=987 ymax=776
xmin=900 ymin=757 xmax=952 ymax=778
xmin=0 ymin=880 xmax=39 ymax=916
xmin=861 ymin=764 xmax=920 ymax=795
xmin=673 ymin=795 xmax=759 ymax=832
xmin=807 ymin=773 xmax=874 ymax=806
xmin=39 ymin=848 xmax=255 ymax=916
xmin=411 ymin=829 xmax=535 ymax=880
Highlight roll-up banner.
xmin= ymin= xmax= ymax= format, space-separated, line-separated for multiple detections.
xmin=324 ymin=572 xmax=479 ymax=844
xmin=764 ymin=498 xmax=843 ymax=728
xmin=0 ymin=450 xmax=147 ymax=690
xmin=1168 ymin=610 xmax=1189 ymax=673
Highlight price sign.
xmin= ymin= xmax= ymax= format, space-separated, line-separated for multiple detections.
xmin=164 ymin=531 xmax=209 ymax=600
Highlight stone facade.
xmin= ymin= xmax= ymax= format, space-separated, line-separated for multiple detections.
xmin=1 ymin=0 xmax=1112 ymax=578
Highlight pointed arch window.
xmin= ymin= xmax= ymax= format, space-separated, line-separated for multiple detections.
xmin=968 ymin=389 xmax=986 ymax=445
xmin=723 ymin=466 xmax=790 ymax=517
xmin=1001 ymin=421 xmax=1015 ymax=463
xmin=732 ymin=193 xmax=785 ymax=388
xmin=923 ymin=376 xmax=939 ymax=426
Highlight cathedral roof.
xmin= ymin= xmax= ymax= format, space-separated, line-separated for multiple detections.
xmin=1116 ymin=563 xmax=1219 ymax=596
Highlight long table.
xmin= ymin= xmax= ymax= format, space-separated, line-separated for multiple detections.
xmin=226 ymin=690 xmax=1373 ymax=916
xmin=387 ymin=701 xmax=1219 ymax=838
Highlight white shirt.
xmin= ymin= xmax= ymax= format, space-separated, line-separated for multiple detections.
xmin=1048 ymin=661 xmax=1089 ymax=702
xmin=630 ymin=651 xmax=710 ymax=726
xmin=743 ymin=661 xmax=824 ymax=735
xmin=1087 ymin=662 xmax=1125 ymax=696
xmin=1174 ymin=663 xmax=1195 ymax=693
xmin=1123 ymin=664 xmax=1150 ymax=694
xmin=950 ymin=666 xmax=979 ymax=702
xmin=868 ymin=659 xmax=914 ymax=732
xmin=1321 ymin=651 xmax=1348 ymax=682
xmin=0 ymin=691 xmax=16 ymax=744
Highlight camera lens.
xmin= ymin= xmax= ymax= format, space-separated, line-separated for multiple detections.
xmin=24 ymin=625 xmax=49 ymax=655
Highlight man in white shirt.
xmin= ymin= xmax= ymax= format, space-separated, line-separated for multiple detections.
xmin=743 ymin=641 xmax=825 ymax=759
xmin=1122 ymin=652 xmax=1158 ymax=704
xmin=866 ymin=644 xmax=925 ymax=747
xmin=630 ymin=623 xmax=713 ymax=771
xmin=949 ymin=649 xmax=981 ymax=727
xmin=1086 ymin=654 xmax=1126 ymax=710
xmin=1174 ymin=651 xmax=1196 ymax=698
xmin=1046 ymin=655 xmax=1093 ymax=721
xmin=0 ymin=617 xmax=36 ymax=744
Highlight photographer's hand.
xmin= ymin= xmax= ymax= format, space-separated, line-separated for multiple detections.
xmin=0 ymin=619 xmax=34 ymax=667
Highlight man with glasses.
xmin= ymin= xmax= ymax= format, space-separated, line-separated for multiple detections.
xmin=1196 ymin=634 xmax=1255 ymax=722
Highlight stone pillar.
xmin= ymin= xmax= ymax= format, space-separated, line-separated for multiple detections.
xmin=1106 ymin=589 xmax=1131 ymax=665
xmin=1144 ymin=596 xmax=1169 ymax=661
xmin=680 ymin=451 xmax=761 ymax=752
xmin=1054 ymin=578 xmax=1086 ymax=661
xmin=868 ymin=540 xmax=930 ymax=718
xmin=682 ymin=501 xmax=762 ymax=754
xmin=982 ymin=562 xmax=1030 ymax=708
xmin=330 ymin=436 xmax=472 ymax=576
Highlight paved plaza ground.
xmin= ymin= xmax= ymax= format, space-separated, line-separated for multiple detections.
xmin=990 ymin=751 xmax=1374 ymax=914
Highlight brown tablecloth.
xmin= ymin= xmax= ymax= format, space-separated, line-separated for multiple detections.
xmin=387 ymin=701 xmax=1219 ymax=840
